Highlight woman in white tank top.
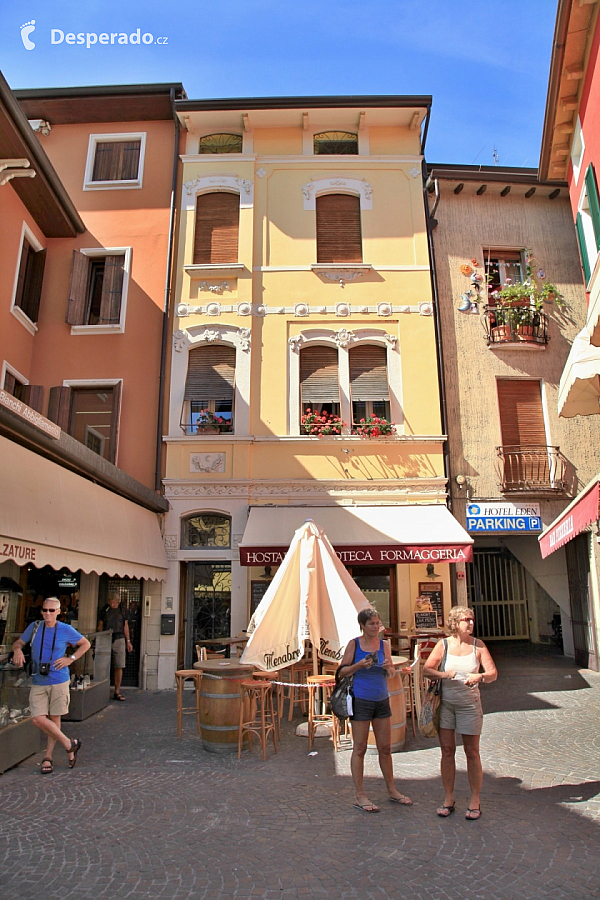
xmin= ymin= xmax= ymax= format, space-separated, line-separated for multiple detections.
xmin=422 ymin=606 xmax=497 ymax=822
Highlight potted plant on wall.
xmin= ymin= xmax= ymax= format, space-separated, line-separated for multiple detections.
xmin=487 ymin=250 xmax=565 ymax=344
xmin=352 ymin=416 xmax=396 ymax=438
xmin=194 ymin=409 xmax=232 ymax=434
xmin=301 ymin=408 xmax=345 ymax=435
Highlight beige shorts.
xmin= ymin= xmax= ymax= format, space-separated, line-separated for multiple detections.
xmin=30 ymin=682 xmax=71 ymax=717
xmin=439 ymin=696 xmax=483 ymax=735
xmin=112 ymin=637 xmax=126 ymax=669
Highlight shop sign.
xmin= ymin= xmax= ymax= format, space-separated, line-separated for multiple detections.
xmin=0 ymin=390 xmax=60 ymax=439
xmin=240 ymin=543 xmax=473 ymax=566
xmin=1 ymin=540 xmax=37 ymax=562
xmin=466 ymin=502 xmax=542 ymax=534
xmin=539 ymin=482 xmax=600 ymax=558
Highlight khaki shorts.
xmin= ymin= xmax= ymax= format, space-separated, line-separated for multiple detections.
xmin=112 ymin=636 xmax=126 ymax=669
xmin=439 ymin=696 xmax=483 ymax=735
xmin=30 ymin=682 xmax=71 ymax=717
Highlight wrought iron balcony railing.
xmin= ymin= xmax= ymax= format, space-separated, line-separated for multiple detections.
xmin=483 ymin=305 xmax=549 ymax=347
xmin=495 ymin=446 xmax=566 ymax=493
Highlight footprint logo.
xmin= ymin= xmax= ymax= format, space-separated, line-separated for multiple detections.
xmin=20 ymin=20 xmax=36 ymax=50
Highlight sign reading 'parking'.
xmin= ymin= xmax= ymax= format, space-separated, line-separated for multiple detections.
xmin=466 ymin=502 xmax=542 ymax=534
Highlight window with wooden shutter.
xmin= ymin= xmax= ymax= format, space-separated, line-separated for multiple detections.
xmin=349 ymin=344 xmax=390 ymax=424
xmin=92 ymin=140 xmax=141 ymax=181
xmin=14 ymin=239 xmax=46 ymax=323
xmin=182 ymin=345 xmax=236 ymax=434
xmin=65 ymin=251 xmax=125 ymax=326
xmin=300 ymin=345 xmax=340 ymax=423
xmin=576 ymin=165 xmax=600 ymax=286
xmin=497 ymin=380 xmax=549 ymax=489
xmin=316 ymin=194 xmax=362 ymax=263
xmin=2 ymin=372 xmax=42 ymax=411
xmin=48 ymin=386 xmax=72 ymax=431
xmin=194 ymin=192 xmax=240 ymax=264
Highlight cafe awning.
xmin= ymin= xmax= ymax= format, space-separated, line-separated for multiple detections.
xmin=239 ymin=504 xmax=473 ymax=566
xmin=539 ymin=477 xmax=600 ymax=558
xmin=0 ymin=436 xmax=168 ymax=581
xmin=558 ymin=328 xmax=600 ymax=418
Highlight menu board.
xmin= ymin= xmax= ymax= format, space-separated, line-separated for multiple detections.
xmin=250 ymin=580 xmax=271 ymax=616
xmin=418 ymin=582 xmax=444 ymax=626
xmin=414 ymin=611 xmax=439 ymax=630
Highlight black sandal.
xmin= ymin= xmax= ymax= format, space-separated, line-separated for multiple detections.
xmin=40 ymin=757 xmax=53 ymax=775
xmin=114 ymin=693 xmax=125 ymax=701
xmin=67 ymin=738 xmax=82 ymax=769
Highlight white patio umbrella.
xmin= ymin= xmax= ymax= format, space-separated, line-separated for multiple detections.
xmin=241 ymin=519 xmax=372 ymax=673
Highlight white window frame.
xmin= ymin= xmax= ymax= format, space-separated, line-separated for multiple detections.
xmin=83 ymin=132 xmax=146 ymax=191
xmin=10 ymin=222 xmax=44 ymax=335
xmin=289 ymin=328 xmax=403 ymax=436
xmin=62 ymin=378 xmax=123 ymax=465
xmin=571 ymin=118 xmax=585 ymax=186
xmin=70 ymin=247 xmax=132 ymax=335
xmin=1 ymin=361 xmax=29 ymax=392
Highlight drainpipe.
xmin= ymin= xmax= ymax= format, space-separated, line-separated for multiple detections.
xmin=422 ymin=166 xmax=459 ymax=608
xmin=155 ymin=88 xmax=181 ymax=492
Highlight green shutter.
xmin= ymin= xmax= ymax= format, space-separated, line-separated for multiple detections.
xmin=576 ymin=212 xmax=591 ymax=284
xmin=585 ymin=166 xmax=600 ymax=250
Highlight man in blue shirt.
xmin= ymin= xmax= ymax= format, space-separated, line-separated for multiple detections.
xmin=12 ymin=597 xmax=91 ymax=774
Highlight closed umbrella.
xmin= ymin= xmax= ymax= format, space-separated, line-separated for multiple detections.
xmin=241 ymin=519 xmax=371 ymax=673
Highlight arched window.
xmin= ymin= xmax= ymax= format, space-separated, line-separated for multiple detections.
xmin=198 ymin=133 xmax=243 ymax=154
xmin=182 ymin=513 xmax=231 ymax=548
xmin=300 ymin=345 xmax=340 ymax=431
xmin=316 ymin=194 xmax=362 ymax=263
xmin=182 ymin=344 xmax=235 ymax=435
xmin=349 ymin=344 xmax=390 ymax=427
xmin=194 ymin=192 xmax=240 ymax=264
xmin=313 ymin=131 xmax=358 ymax=155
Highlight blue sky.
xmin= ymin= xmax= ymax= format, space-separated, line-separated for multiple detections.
xmin=1 ymin=0 xmax=556 ymax=167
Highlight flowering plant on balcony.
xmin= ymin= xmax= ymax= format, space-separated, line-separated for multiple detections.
xmin=352 ymin=416 xmax=396 ymax=438
xmin=194 ymin=409 xmax=232 ymax=433
xmin=488 ymin=250 xmax=565 ymax=316
xmin=301 ymin=408 xmax=345 ymax=435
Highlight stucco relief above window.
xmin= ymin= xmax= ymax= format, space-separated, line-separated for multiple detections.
xmin=182 ymin=174 xmax=254 ymax=210
xmin=301 ymin=177 xmax=372 ymax=211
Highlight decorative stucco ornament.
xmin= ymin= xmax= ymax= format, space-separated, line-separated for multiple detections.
xmin=176 ymin=303 xmax=189 ymax=317
xmin=335 ymin=302 xmax=350 ymax=317
xmin=418 ymin=302 xmax=433 ymax=316
xmin=239 ymin=328 xmax=251 ymax=351
xmin=294 ymin=303 xmax=309 ymax=317
xmin=173 ymin=330 xmax=188 ymax=352
xmin=377 ymin=303 xmax=392 ymax=317
xmin=237 ymin=302 xmax=252 ymax=316
xmin=333 ymin=328 xmax=356 ymax=348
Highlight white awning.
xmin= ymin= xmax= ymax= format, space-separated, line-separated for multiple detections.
xmin=558 ymin=329 xmax=600 ymax=418
xmin=0 ymin=436 xmax=168 ymax=581
xmin=239 ymin=505 xmax=473 ymax=566
xmin=586 ymin=288 xmax=600 ymax=348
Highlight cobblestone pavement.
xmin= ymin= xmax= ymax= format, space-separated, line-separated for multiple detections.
xmin=1 ymin=645 xmax=600 ymax=900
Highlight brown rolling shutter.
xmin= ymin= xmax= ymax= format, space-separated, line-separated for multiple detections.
xmin=47 ymin=386 xmax=72 ymax=431
xmin=65 ymin=250 xmax=90 ymax=325
xmin=316 ymin=194 xmax=362 ymax=263
xmin=92 ymin=141 xmax=140 ymax=181
xmin=497 ymin=380 xmax=546 ymax=446
xmin=349 ymin=345 xmax=389 ymax=401
xmin=99 ymin=256 xmax=125 ymax=324
xmin=193 ymin=192 xmax=240 ymax=264
xmin=22 ymin=249 xmax=46 ymax=323
xmin=20 ymin=385 xmax=43 ymax=412
xmin=184 ymin=346 xmax=236 ymax=401
xmin=107 ymin=382 xmax=121 ymax=464
xmin=300 ymin=346 xmax=340 ymax=403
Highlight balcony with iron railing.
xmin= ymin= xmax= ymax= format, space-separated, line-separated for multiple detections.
xmin=495 ymin=446 xmax=567 ymax=493
xmin=483 ymin=305 xmax=549 ymax=347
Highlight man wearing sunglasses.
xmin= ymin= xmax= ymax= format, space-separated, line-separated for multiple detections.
xmin=12 ymin=597 xmax=91 ymax=774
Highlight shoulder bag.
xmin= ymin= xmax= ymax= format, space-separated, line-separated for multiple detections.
xmin=418 ymin=639 xmax=447 ymax=739
xmin=330 ymin=640 xmax=355 ymax=720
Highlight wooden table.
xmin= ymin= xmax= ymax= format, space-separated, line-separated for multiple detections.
xmin=193 ymin=658 xmax=255 ymax=752
xmin=195 ymin=635 xmax=249 ymax=659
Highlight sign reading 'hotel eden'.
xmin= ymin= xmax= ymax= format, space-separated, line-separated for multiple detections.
xmin=240 ymin=543 xmax=473 ymax=566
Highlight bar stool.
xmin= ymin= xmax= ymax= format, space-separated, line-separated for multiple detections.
xmin=286 ymin=660 xmax=313 ymax=720
xmin=175 ymin=668 xmax=203 ymax=739
xmin=253 ymin=670 xmax=283 ymax=738
xmin=238 ymin=680 xmax=278 ymax=760
xmin=307 ymin=674 xmax=339 ymax=752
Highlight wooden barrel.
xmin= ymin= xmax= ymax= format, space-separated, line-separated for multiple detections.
xmin=363 ymin=671 xmax=406 ymax=754
xmin=195 ymin=660 xmax=255 ymax=753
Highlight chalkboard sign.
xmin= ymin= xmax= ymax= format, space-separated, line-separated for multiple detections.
xmin=418 ymin=582 xmax=444 ymax=626
xmin=414 ymin=611 xmax=439 ymax=630
xmin=251 ymin=580 xmax=271 ymax=616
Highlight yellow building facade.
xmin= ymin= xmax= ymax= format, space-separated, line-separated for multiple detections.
xmin=158 ymin=97 xmax=472 ymax=686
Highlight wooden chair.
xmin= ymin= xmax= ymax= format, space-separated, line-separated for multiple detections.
xmin=252 ymin=670 xmax=283 ymax=738
xmin=307 ymin=675 xmax=340 ymax=752
xmin=400 ymin=655 xmax=419 ymax=737
xmin=238 ymin=680 xmax=277 ymax=760
xmin=175 ymin=669 xmax=203 ymax=739
xmin=196 ymin=644 xmax=227 ymax=662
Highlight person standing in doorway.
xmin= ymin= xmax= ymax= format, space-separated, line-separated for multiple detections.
xmin=98 ymin=593 xmax=133 ymax=701
xmin=12 ymin=597 xmax=90 ymax=774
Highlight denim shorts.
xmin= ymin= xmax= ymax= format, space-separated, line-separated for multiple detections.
xmin=351 ymin=696 xmax=391 ymax=721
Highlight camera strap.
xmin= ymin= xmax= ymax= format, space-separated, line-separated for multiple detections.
xmin=38 ymin=623 xmax=58 ymax=665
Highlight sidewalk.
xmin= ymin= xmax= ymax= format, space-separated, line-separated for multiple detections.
xmin=1 ymin=645 xmax=600 ymax=900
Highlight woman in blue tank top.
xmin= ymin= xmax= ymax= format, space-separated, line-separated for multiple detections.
xmin=338 ymin=608 xmax=413 ymax=813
